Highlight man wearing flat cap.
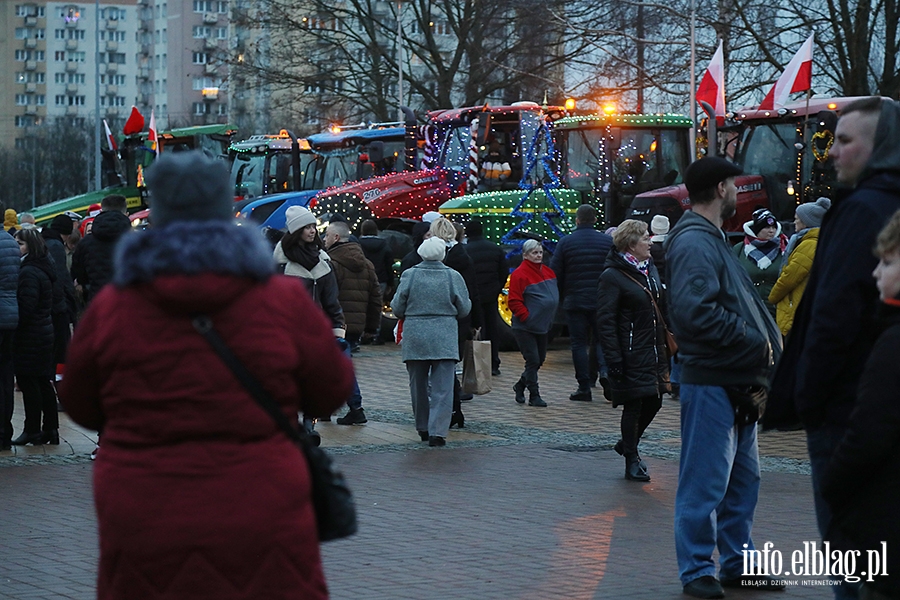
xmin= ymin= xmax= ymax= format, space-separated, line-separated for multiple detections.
xmin=665 ymin=157 xmax=784 ymax=598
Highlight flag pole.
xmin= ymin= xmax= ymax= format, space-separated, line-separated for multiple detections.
xmin=689 ymin=0 xmax=696 ymax=160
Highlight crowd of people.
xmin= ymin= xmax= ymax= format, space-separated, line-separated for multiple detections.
xmin=1 ymin=95 xmax=897 ymax=599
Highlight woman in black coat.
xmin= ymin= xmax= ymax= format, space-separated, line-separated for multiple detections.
xmin=11 ymin=228 xmax=58 ymax=445
xmin=597 ymin=219 xmax=670 ymax=482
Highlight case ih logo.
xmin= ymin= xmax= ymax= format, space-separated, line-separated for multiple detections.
xmin=413 ymin=176 xmax=439 ymax=185
xmin=362 ymin=189 xmax=382 ymax=202
xmin=737 ymin=182 xmax=763 ymax=194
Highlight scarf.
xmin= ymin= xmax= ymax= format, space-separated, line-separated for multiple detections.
xmin=623 ymin=252 xmax=649 ymax=275
xmin=783 ymin=228 xmax=811 ymax=261
xmin=743 ymin=237 xmax=781 ymax=270
xmin=283 ymin=241 xmax=322 ymax=272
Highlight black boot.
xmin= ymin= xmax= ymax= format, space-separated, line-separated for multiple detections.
xmin=625 ymin=455 xmax=650 ymax=481
xmin=450 ymin=410 xmax=465 ymax=429
xmin=528 ymin=385 xmax=547 ymax=407
xmin=569 ymin=385 xmax=592 ymax=402
xmin=11 ymin=431 xmax=43 ymax=446
xmin=41 ymin=429 xmax=59 ymax=445
xmin=513 ymin=380 xmax=526 ymax=404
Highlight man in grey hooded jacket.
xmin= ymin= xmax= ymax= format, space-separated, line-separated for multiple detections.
xmin=665 ymin=157 xmax=783 ymax=599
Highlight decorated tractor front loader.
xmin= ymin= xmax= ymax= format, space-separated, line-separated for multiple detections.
xmin=309 ymin=102 xmax=568 ymax=233
xmin=439 ymin=109 xmax=693 ymax=346
xmin=30 ymin=122 xmax=236 ymax=226
xmin=628 ymin=96 xmax=884 ymax=232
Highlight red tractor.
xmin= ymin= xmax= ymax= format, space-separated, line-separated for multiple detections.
xmin=627 ymin=96 xmax=877 ymax=231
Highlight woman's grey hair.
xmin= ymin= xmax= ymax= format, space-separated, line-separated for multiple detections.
xmin=522 ymin=239 xmax=542 ymax=254
xmin=612 ymin=219 xmax=648 ymax=252
xmin=428 ymin=217 xmax=457 ymax=243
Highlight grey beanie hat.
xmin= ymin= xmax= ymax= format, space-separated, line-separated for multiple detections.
xmin=145 ymin=151 xmax=234 ymax=227
xmin=795 ymin=197 xmax=832 ymax=229
xmin=417 ymin=236 xmax=446 ymax=261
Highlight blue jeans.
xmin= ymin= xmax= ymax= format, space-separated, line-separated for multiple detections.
xmin=674 ymin=384 xmax=760 ymax=585
xmin=565 ymin=309 xmax=606 ymax=388
xmin=808 ymin=425 xmax=860 ymax=599
xmin=338 ymin=338 xmax=362 ymax=410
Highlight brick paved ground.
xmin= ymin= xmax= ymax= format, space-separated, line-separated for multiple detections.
xmin=1 ymin=341 xmax=832 ymax=599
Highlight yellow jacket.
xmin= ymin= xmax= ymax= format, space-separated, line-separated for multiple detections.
xmin=769 ymin=228 xmax=819 ymax=335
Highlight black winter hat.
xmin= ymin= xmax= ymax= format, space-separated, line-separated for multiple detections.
xmin=684 ymin=157 xmax=743 ymax=194
xmin=750 ymin=208 xmax=778 ymax=234
xmin=145 ymin=151 xmax=233 ymax=227
xmin=49 ymin=214 xmax=74 ymax=236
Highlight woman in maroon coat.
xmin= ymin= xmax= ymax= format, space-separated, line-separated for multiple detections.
xmin=60 ymin=151 xmax=354 ymax=600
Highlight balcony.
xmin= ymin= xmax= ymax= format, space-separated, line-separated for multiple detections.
xmin=137 ymin=0 xmax=148 ymax=5
xmin=65 ymin=39 xmax=78 ymax=50
xmin=25 ymin=16 xmax=37 ymax=26
xmin=138 ymin=66 xmax=150 ymax=79
xmin=204 ymin=37 xmax=218 ymax=50
xmin=25 ymin=60 xmax=36 ymax=71
xmin=140 ymin=43 xmax=151 ymax=55
xmin=202 ymin=87 xmax=219 ymax=101
xmin=105 ymin=62 xmax=118 ymax=73
xmin=106 ymin=40 xmax=118 ymax=52
xmin=65 ymin=18 xmax=77 ymax=28
xmin=106 ymin=19 xmax=118 ymax=30
xmin=24 ymin=38 xmax=37 ymax=49
xmin=66 ymin=83 xmax=79 ymax=94
xmin=105 ymin=106 xmax=120 ymax=116
xmin=65 ymin=61 xmax=79 ymax=72
xmin=25 ymin=82 xmax=36 ymax=93
xmin=24 ymin=106 xmax=37 ymax=115
xmin=139 ymin=93 xmax=151 ymax=105
xmin=203 ymin=13 xmax=218 ymax=24
xmin=204 ymin=62 xmax=217 ymax=74
xmin=106 ymin=84 xmax=118 ymax=95
xmin=65 ymin=105 xmax=78 ymax=116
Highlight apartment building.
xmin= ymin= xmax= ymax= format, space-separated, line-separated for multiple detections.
xmin=0 ymin=0 xmax=230 ymax=150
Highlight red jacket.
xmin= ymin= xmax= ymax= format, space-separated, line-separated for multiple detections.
xmin=61 ymin=273 xmax=353 ymax=600
xmin=508 ymin=259 xmax=558 ymax=334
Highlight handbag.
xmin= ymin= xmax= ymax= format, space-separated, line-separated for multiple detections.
xmin=725 ymin=384 xmax=768 ymax=426
xmin=620 ymin=271 xmax=678 ymax=357
xmin=191 ymin=315 xmax=357 ymax=542
xmin=461 ymin=339 xmax=492 ymax=395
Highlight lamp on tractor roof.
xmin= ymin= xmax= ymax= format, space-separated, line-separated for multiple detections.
xmin=565 ymin=98 xmax=576 ymax=111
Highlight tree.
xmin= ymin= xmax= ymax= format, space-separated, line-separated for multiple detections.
xmin=226 ymin=0 xmax=585 ymax=128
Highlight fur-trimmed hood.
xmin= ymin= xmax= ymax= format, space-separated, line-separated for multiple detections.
xmin=114 ymin=221 xmax=275 ymax=288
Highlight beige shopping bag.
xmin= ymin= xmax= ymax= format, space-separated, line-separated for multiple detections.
xmin=461 ymin=340 xmax=493 ymax=395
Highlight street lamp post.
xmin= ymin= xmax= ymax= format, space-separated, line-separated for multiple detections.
xmin=396 ymin=0 xmax=403 ymax=122
xmin=94 ymin=0 xmax=101 ymax=191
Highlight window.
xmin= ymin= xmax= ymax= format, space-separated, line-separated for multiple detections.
xmin=216 ymin=27 xmax=227 ymax=39
xmin=70 ymin=95 xmax=85 ymax=105
xmin=35 ymin=94 xmax=45 ymax=105
xmin=193 ymin=102 xmax=209 ymax=115
xmin=55 ymin=94 xmax=66 ymax=105
xmin=102 ymin=52 xmax=125 ymax=64
xmin=35 ymin=50 xmax=45 ymax=61
xmin=162 ymin=4 xmax=167 ymax=17
xmin=15 ymin=50 xmax=30 ymax=61
xmin=101 ymin=30 xmax=124 ymax=41
xmin=54 ymin=50 xmax=66 ymax=61
xmin=18 ymin=72 xmax=45 ymax=83
xmin=55 ymin=72 xmax=65 ymax=83
xmin=192 ymin=52 xmax=209 ymax=64
xmin=100 ymin=8 xmax=126 ymax=20
xmin=15 ymin=116 xmax=39 ymax=127
xmin=217 ymin=1 xmax=227 ymax=12
xmin=432 ymin=21 xmax=450 ymax=35
xmin=68 ymin=51 xmax=86 ymax=62
xmin=216 ymin=103 xmax=227 ymax=115
xmin=192 ymin=25 xmax=211 ymax=38
xmin=15 ymin=94 xmax=30 ymax=106
xmin=55 ymin=29 xmax=65 ymax=38
xmin=15 ymin=5 xmax=44 ymax=17
xmin=193 ymin=0 xmax=213 ymax=12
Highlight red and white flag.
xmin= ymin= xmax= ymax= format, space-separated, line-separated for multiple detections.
xmin=697 ymin=40 xmax=726 ymax=123
xmin=759 ymin=33 xmax=814 ymax=110
xmin=148 ymin=109 xmax=159 ymax=156
xmin=102 ymin=119 xmax=117 ymax=151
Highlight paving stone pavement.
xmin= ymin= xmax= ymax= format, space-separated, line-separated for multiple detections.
xmin=1 ymin=341 xmax=833 ymax=599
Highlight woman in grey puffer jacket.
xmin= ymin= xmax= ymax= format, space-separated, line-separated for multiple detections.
xmin=391 ymin=237 xmax=471 ymax=447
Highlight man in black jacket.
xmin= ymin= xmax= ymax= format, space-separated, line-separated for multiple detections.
xmin=667 ymin=157 xmax=783 ymax=599
xmin=768 ymin=98 xmax=900 ymax=600
xmin=71 ymin=194 xmax=131 ymax=305
xmin=549 ymin=204 xmax=613 ymax=401
xmin=464 ymin=219 xmax=507 ymax=375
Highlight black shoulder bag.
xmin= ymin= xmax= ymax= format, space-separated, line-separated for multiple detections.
xmin=192 ymin=315 xmax=358 ymax=542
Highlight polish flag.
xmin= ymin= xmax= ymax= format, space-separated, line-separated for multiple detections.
xmin=148 ymin=109 xmax=159 ymax=156
xmin=696 ymin=40 xmax=726 ymax=124
xmin=102 ymin=119 xmax=117 ymax=151
xmin=759 ymin=33 xmax=814 ymax=110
